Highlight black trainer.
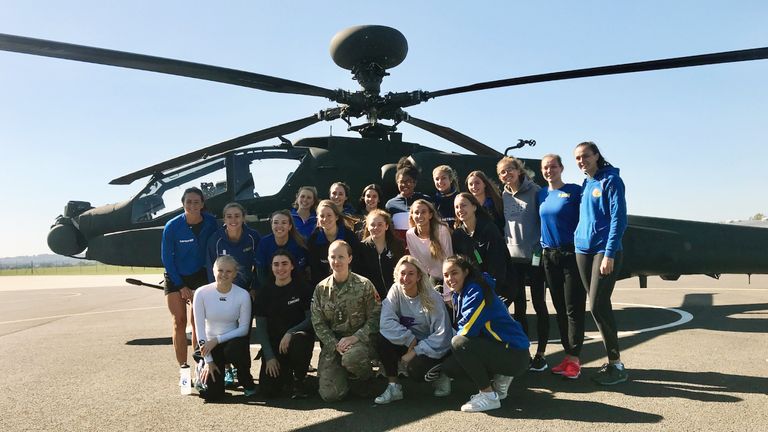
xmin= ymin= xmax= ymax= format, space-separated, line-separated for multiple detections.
xmin=529 ymin=354 xmax=548 ymax=372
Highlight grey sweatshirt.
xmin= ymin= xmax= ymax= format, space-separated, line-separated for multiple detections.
xmin=502 ymin=177 xmax=542 ymax=261
xmin=379 ymin=283 xmax=453 ymax=359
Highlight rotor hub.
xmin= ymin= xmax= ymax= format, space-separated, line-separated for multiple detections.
xmin=330 ymin=25 xmax=408 ymax=94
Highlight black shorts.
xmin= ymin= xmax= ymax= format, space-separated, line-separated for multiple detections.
xmin=164 ymin=268 xmax=209 ymax=295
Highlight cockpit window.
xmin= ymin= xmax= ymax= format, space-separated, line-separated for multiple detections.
xmin=131 ymin=158 xmax=227 ymax=223
xmin=232 ymin=149 xmax=302 ymax=201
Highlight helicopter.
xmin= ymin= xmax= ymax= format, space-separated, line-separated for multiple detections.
xmin=1 ymin=25 xmax=767 ymax=286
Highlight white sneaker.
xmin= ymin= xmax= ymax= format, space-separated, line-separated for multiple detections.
xmin=374 ymin=383 xmax=404 ymax=404
xmin=492 ymin=374 xmax=514 ymax=400
xmin=460 ymin=391 xmax=501 ymax=412
xmin=432 ymin=374 xmax=452 ymax=397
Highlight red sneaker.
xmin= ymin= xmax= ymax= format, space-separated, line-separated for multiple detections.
xmin=552 ymin=358 xmax=570 ymax=375
xmin=562 ymin=361 xmax=581 ymax=379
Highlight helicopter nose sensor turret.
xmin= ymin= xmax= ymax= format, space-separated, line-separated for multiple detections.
xmin=47 ymin=201 xmax=91 ymax=256
xmin=330 ymin=25 xmax=408 ymax=94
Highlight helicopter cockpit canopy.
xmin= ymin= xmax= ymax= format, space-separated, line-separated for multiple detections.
xmin=130 ymin=146 xmax=303 ymax=223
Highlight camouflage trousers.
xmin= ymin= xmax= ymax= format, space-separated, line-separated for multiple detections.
xmin=317 ymin=342 xmax=375 ymax=402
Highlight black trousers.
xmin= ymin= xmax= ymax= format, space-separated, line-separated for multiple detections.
xmin=200 ymin=336 xmax=254 ymax=401
xmin=575 ymin=252 xmax=623 ymax=361
xmin=511 ymin=262 xmax=548 ymax=353
xmin=258 ymin=332 xmax=315 ymax=397
xmin=442 ymin=335 xmax=530 ymax=390
xmin=376 ymin=333 xmax=446 ymax=382
xmin=543 ymin=248 xmax=587 ymax=357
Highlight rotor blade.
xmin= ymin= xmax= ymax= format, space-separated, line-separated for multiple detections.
xmin=0 ymin=33 xmax=337 ymax=99
xmin=428 ymin=47 xmax=768 ymax=99
xmin=405 ymin=116 xmax=500 ymax=156
xmin=110 ymin=115 xmax=320 ymax=185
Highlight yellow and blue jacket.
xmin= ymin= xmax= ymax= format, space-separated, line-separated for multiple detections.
xmin=453 ymin=280 xmax=530 ymax=350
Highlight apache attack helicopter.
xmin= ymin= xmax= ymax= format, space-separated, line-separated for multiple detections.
xmin=1 ymin=25 xmax=767 ymax=286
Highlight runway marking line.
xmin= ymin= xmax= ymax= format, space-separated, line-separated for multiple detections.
xmin=0 ymin=306 xmax=164 ymax=325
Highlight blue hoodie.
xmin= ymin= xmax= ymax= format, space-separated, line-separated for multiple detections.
xmin=453 ymin=278 xmax=530 ymax=350
xmin=205 ymin=225 xmax=262 ymax=290
xmin=161 ymin=212 xmax=218 ymax=287
xmin=574 ymin=166 xmax=627 ymax=258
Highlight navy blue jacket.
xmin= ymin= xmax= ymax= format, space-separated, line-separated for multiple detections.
xmin=205 ymin=225 xmax=262 ymax=290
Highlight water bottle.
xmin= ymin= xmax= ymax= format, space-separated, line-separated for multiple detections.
xmin=180 ymin=364 xmax=192 ymax=395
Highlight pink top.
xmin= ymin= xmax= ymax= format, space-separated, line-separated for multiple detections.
xmin=406 ymin=224 xmax=454 ymax=301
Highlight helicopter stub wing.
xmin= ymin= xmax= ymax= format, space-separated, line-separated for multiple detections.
xmin=109 ymin=114 xmax=320 ymax=185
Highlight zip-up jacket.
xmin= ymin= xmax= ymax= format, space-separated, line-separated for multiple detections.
xmin=353 ymin=239 xmax=404 ymax=299
xmin=291 ymin=208 xmax=317 ymax=240
xmin=161 ymin=212 xmax=218 ymax=287
xmin=205 ymin=225 xmax=262 ymax=290
xmin=453 ymin=279 xmax=529 ymax=349
xmin=502 ymin=177 xmax=541 ymax=261
xmin=574 ymin=166 xmax=627 ymax=258
xmin=308 ymin=223 xmax=361 ymax=287
xmin=451 ymin=214 xmax=510 ymax=294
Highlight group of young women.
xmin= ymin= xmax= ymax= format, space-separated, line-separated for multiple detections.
xmin=160 ymin=141 xmax=628 ymax=409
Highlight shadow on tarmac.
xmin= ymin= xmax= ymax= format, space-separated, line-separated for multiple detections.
xmin=126 ymin=336 xmax=172 ymax=346
xmin=125 ymin=292 xmax=766 ymax=430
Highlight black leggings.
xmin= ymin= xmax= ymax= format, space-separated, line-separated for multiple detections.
xmin=575 ymin=252 xmax=622 ymax=361
xmin=200 ymin=336 xmax=254 ymax=401
xmin=259 ymin=332 xmax=315 ymax=397
xmin=543 ymin=249 xmax=586 ymax=357
xmin=512 ymin=263 xmax=548 ymax=353
xmin=376 ymin=333 xmax=446 ymax=382
xmin=442 ymin=335 xmax=529 ymax=390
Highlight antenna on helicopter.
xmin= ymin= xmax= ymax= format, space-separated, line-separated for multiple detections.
xmin=504 ymin=139 xmax=537 ymax=156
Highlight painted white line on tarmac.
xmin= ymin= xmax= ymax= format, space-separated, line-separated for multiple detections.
xmin=532 ymin=302 xmax=694 ymax=345
xmin=0 ymin=306 xmax=164 ymax=325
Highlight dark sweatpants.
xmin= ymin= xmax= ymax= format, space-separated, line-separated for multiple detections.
xmin=511 ymin=263 xmax=548 ymax=353
xmin=200 ymin=336 xmax=254 ymax=401
xmin=258 ymin=332 xmax=314 ymax=397
xmin=575 ymin=252 xmax=623 ymax=361
xmin=376 ymin=333 xmax=446 ymax=382
xmin=543 ymin=248 xmax=587 ymax=357
xmin=442 ymin=335 xmax=530 ymax=390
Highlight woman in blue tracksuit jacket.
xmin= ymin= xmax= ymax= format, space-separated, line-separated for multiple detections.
xmin=206 ymin=202 xmax=261 ymax=297
xmin=441 ymin=255 xmax=530 ymax=413
xmin=573 ymin=141 xmax=628 ymax=386
xmin=161 ymin=187 xmax=218 ymax=368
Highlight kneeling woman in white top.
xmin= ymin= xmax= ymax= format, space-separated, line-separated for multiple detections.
xmin=375 ymin=255 xmax=454 ymax=404
xmin=194 ymin=255 xmax=256 ymax=400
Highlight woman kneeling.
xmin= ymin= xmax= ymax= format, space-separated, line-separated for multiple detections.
xmin=311 ymin=240 xmax=380 ymax=402
xmin=194 ymin=255 xmax=256 ymax=401
xmin=441 ymin=255 xmax=530 ymax=412
xmin=254 ymin=250 xmax=314 ymax=398
xmin=375 ymin=255 xmax=454 ymax=404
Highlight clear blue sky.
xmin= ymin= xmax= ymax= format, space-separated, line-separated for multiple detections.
xmin=1 ymin=1 xmax=766 ymax=258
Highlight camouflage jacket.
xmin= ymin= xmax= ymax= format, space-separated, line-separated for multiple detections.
xmin=311 ymin=272 xmax=381 ymax=348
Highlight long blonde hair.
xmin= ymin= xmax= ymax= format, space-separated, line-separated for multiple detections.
xmin=408 ymin=199 xmax=448 ymax=261
xmin=393 ymin=255 xmax=436 ymax=314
